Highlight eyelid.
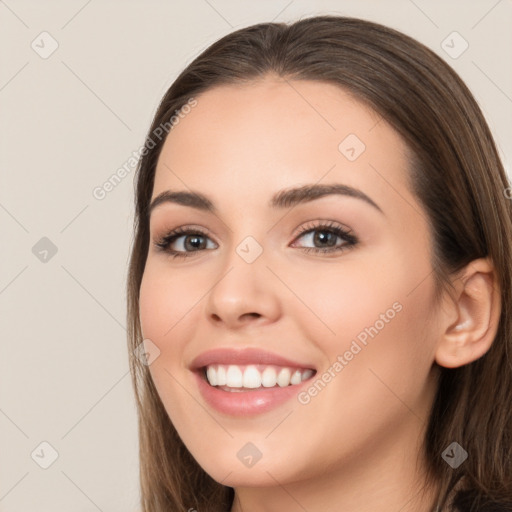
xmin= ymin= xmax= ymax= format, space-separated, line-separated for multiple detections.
xmin=153 ymin=225 xmax=217 ymax=249
xmin=291 ymin=219 xmax=353 ymax=237
xmin=153 ymin=224 xmax=216 ymax=241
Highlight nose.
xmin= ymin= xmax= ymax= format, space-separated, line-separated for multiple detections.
xmin=204 ymin=249 xmax=282 ymax=330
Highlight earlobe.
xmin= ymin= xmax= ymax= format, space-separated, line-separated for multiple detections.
xmin=434 ymin=258 xmax=501 ymax=369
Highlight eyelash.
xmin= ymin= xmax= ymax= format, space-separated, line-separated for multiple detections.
xmin=153 ymin=221 xmax=358 ymax=260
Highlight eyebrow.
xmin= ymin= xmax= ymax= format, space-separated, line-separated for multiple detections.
xmin=148 ymin=183 xmax=384 ymax=216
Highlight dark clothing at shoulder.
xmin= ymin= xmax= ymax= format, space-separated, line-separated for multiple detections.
xmin=452 ymin=490 xmax=512 ymax=512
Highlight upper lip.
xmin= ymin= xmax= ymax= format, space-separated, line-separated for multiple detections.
xmin=189 ymin=347 xmax=316 ymax=371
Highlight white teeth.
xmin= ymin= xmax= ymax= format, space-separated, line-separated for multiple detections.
xmin=204 ymin=364 xmax=315 ymax=389
xmin=261 ymin=367 xmax=277 ymax=387
xmin=217 ymin=365 xmax=227 ymax=386
xmin=277 ymin=367 xmax=291 ymax=387
xmin=302 ymin=369 xmax=314 ymax=380
xmin=206 ymin=366 xmax=217 ymax=386
xmin=226 ymin=365 xmax=243 ymax=387
xmin=290 ymin=369 xmax=302 ymax=385
xmin=242 ymin=365 xmax=262 ymax=388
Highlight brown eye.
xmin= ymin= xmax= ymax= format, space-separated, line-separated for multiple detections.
xmin=292 ymin=222 xmax=358 ymax=255
xmin=154 ymin=227 xmax=217 ymax=258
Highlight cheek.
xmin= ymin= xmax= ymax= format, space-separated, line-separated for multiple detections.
xmin=289 ymin=250 xmax=437 ymax=393
xmin=283 ymin=256 xmax=404 ymax=349
xmin=138 ymin=261 xmax=204 ymax=428
xmin=283 ymin=258 xmax=437 ymax=458
xmin=138 ymin=259 xmax=204 ymax=343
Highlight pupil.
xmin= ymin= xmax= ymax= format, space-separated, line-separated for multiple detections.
xmin=186 ymin=235 xmax=204 ymax=250
xmin=315 ymin=231 xmax=335 ymax=247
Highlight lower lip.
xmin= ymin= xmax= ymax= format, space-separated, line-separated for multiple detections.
xmin=193 ymin=370 xmax=314 ymax=416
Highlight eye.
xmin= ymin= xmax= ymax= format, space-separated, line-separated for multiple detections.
xmin=153 ymin=220 xmax=358 ymax=260
xmin=154 ymin=226 xmax=217 ymax=259
xmin=291 ymin=220 xmax=358 ymax=255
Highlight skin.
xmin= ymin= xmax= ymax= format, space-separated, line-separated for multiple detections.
xmin=138 ymin=76 xmax=500 ymax=512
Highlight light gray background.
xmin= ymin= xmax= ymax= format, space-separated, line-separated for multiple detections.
xmin=1 ymin=1 xmax=511 ymax=511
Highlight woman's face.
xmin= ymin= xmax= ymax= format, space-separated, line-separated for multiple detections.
xmin=139 ymin=77 xmax=442 ymax=489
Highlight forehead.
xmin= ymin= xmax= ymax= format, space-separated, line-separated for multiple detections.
xmin=152 ymin=77 xmax=413 ymax=214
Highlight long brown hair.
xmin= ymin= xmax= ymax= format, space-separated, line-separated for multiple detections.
xmin=127 ymin=15 xmax=512 ymax=512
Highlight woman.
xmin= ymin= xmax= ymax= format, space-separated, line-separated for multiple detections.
xmin=127 ymin=15 xmax=512 ymax=512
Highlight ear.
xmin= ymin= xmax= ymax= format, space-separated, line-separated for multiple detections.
xmin=435 ymin=258 xmax=501 ymax=368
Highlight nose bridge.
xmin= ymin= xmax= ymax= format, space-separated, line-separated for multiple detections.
xmin=219 ymin=210 xmax=269 ymax=271
xmin=204 ymin=231 xmax=281 ymax=326
xmin=234 ymin=234 xmax=265 ymax=266
xmin=215 ymin=232 xmax=267 ymax=300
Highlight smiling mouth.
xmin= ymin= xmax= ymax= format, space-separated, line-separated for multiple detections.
xmin=200 ymin=363 xmax=316 ymax=392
